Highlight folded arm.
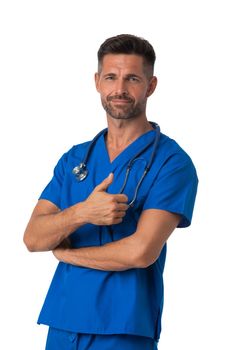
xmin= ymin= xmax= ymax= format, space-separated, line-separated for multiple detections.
xmin=53 ymin=209 xmax=180 ymax=271
xmin=24 ymin=171 xmax=180 ymax=270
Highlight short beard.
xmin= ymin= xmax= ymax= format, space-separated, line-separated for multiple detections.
xmin=101 ymin=95 xmax=144 ymax=120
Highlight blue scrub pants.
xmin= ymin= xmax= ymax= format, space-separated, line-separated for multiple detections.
xmin=45 ymin=327 xmax=158 ymax=350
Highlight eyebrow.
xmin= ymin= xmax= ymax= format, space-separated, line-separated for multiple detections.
xmin=103 ymin=73 xmax=143 ymax=79
xmin=125 ymin=73 xmax=142 ymax=79
xmin=102 ymin=73 xmax=116 ymax=77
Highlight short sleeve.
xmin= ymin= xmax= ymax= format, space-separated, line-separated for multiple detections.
xmin=38 ymin=151 xmax=68 ymax=209
xmin=143 ymin=153 xmax=198 ymax=227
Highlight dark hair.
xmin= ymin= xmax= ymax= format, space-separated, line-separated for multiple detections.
xmin=97 ymin=34 xmax=156 ymax=75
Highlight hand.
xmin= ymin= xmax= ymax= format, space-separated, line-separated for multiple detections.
xmin=52 ymin=238 xmax=71 ymax=261
xmin=82 ymin=173 xmax=128 ymax=226
xmin=52 ymin=245 xmax=67 ymax=261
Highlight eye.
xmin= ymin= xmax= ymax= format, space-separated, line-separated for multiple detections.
xmin=105 ymin=75 xmax=115 ymax=80
xmin=127 ymin=76 xmax=140 ymax=82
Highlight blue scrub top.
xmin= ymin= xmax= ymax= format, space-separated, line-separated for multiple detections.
xmin=37 ymin=128 xmax=198 ymax=341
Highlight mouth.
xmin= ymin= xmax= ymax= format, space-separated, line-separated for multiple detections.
xmin=107 ymin=95 xmax=133 ymax=104
xmin=111 ymin=99 xmax=132 ymax=104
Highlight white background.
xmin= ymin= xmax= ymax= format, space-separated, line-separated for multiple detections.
xmin=0 ymin=1 xmax=232 ymax=349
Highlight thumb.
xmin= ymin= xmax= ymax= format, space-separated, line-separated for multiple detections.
xmin=94 ymin=173 xmax=114 ymax=192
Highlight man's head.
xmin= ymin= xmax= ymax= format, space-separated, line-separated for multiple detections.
xmin=97 ymin=34 xmax=156 ymax=78
xmin=95 ymin=34 xmax=157 ymax=121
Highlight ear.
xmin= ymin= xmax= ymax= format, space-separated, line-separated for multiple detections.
xmin=146 ymin=76 xmax=157 ymax=97
xmin=95 ymin=72 xmax=100 ymax=92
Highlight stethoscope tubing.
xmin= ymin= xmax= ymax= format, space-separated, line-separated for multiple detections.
xmin=72 ymin=122 xmax=161 ymax=207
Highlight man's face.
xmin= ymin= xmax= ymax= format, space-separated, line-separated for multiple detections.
xmin=95 ymin=54 xmax=157 ymax=120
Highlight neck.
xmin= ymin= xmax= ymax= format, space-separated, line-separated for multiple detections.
xmin=105 ymin=117 xmax=153 ymax=161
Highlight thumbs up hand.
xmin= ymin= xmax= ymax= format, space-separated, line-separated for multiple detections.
xmin=80 ymin=173 xmax=129 ymax=226
xmin=92 ymin=173 xmax=115 ymax=192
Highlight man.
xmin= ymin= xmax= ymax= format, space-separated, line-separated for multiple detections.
xmin=24 ymin=34 xmax=198 ymax=350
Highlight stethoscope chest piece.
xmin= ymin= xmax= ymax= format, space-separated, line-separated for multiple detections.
xmin=72 ymin=163 xmax=88 ymax=181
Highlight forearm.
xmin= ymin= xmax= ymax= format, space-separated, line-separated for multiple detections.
xmin=24 ymin=175 xmax=128 ymax=253
xmin=24 ymin=202 xmax=86 ymax=252
xmin=53 ymin=234 xmax=142 ymax=271
xmin=52 ymin=209 xmax=180 ymax=271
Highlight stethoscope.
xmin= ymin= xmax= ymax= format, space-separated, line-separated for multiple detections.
xmin=72 ymin=122 xmax=160 ymax=207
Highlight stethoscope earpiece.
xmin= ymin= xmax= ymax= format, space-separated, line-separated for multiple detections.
xmin=72 ymin=163 xmax=88 ymax=181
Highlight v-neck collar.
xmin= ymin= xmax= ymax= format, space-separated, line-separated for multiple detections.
xmin=99 ymin=128 xmax=157 ymax=171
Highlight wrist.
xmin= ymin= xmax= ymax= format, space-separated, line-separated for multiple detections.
xmin=58 ymin=202 xmax=88 ymax=236
xmin=72 ymin=201 xmax=89 ymax=226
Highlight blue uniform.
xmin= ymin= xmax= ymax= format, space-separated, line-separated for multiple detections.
xmin=45 ymin=327 xmax=158 ymax=350
xmin=37 ymin=128 xmax=198 ymax=347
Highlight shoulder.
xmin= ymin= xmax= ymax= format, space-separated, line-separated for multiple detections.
xmin=159 ymin=133 xmax=190 ymax=158
xmin=69 ymin=140 xmax=91 ymax=157
xmin=59 ymin=140 xmax=92 ymax=162
xmin=158 ymin=132 xmax=196 ymax=169
xmin=152 ymin=132 xmax=198 ymax=189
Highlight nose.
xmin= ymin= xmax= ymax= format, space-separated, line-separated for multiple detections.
xmin=114 ymin=78 xmax=128 ymax=95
